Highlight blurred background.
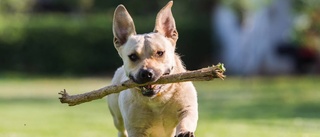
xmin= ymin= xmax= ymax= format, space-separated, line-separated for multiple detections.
xmin=1 ymin=0 xmax=320 ymax=137
xmin=0 ymin=0 xmax=320 ymax=75
xmin=1 ymin=0 xmax=318 ymax=76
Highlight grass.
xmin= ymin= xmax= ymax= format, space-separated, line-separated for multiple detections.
xmin=0 ymin=76 xmax=320 ymax=137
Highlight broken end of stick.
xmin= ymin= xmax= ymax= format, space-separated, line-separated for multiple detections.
xmin=58 ymin=89 xmax=68 ymax=102
xmin=216 ymin=72 xmax=226 ymax=80
xmin=212 ymin=63 xmax=226 ymax=80
xmin=59 ymin=89 xmax=95 ymax=106
xmin=58 ymin=89 xmax=76 ymax=106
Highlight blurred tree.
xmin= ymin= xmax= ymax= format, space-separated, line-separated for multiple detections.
xmin=293 ymin=0 xmax=320 ymax=49
xmin=0 ymin=0 xmax=35 ymax=13
xmin=0 ymin=0 xmax=35 ymax=44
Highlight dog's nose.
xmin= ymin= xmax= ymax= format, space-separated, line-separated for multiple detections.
xmin=137 ymin=69 xmax=154 ymax=84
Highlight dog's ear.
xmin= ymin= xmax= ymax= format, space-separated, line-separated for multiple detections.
xmin=154 ymin=1 xmax=178 ymax=45
xmin=113 ymin=5 xmax=136 ymax=48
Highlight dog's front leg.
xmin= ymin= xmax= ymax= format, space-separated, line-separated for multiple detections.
xmin=175 ymin=107 xmax=198 ymax=137
xmin=174 ymin=83 xmax=198 ymax=137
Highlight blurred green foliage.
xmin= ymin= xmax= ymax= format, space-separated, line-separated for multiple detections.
xmin=0 ymin=14 xmax=116 ymax=74
xmin=0 ymin=0 xmax=217 ymax=75
xmin=1 ymin=0 xmax=317 ymax=75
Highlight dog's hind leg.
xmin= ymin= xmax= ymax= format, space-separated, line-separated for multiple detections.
xmin=108 ymin=93 xmax=127 ymax=137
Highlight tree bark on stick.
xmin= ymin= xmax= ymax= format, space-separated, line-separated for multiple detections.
xmin=59 ymin=64 xmax=226 ymax=106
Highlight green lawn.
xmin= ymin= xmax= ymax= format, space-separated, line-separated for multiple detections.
xmin=0 ymin=76 xmax=320 ymax=137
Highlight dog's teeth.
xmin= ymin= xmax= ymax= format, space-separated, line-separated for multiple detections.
xmin=145 ymin=85 xmax=152 ymax=89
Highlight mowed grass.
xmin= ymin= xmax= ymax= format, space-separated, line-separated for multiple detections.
xmin=0 ymin=76 xmax=320 ymax=137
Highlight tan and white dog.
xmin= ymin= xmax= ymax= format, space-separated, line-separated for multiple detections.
xmin=107 ymin=1 xmax=198 ymax=137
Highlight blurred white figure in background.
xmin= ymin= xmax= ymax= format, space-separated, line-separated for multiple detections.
xmin=213 ymin=0 xmax=294 ymax=75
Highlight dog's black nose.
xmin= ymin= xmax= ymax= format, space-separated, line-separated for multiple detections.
xmin=137 ymin=69 xmax=154 ymax=84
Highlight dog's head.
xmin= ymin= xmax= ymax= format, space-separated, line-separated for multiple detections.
xmin=112 ymin=1 xmax=178 ymax=96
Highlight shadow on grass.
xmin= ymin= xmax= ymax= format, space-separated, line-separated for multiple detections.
xmin=195 ymin=76 xmax=320 ymax=119
xmin=198 ymin=92 xmax=320 ymax=119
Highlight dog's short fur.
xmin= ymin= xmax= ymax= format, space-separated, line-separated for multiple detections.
xmin=107 ymin=1 xmax=198 ymax=137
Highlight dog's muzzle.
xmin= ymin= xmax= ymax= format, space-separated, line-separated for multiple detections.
xmin=136 ymin=67 xmax=173 ymax=97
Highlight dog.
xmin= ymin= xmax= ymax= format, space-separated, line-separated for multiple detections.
xmin=107 ymin=1 xmax=198 ymax=137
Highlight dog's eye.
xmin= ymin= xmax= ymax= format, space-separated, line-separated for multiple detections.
xmin=156 ymin=51 xmax=165 ymax=57
xmin=128 ymin=54 xmax=139 ymax=62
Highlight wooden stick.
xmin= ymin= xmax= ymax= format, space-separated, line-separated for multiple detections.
xmin=59 ymin=63 xmax=226 ymax=106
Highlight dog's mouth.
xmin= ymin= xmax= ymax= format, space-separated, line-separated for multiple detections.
xmin=138 ymin=69 xmax=171 ymax=97
xmin=139 ymin=84 xmax=162 ymax=97
xmin=130 ymin=67 xmax=172 ymax=97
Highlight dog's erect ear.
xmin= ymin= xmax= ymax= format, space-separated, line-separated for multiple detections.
xmin=154 ymin=1 xmax=178 ymax=44
xmin=113 ymin=5 xmax=136 ymax=48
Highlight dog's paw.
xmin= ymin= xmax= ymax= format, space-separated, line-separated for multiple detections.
xmin=175 ymin=131 xmax=194 ymax=137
